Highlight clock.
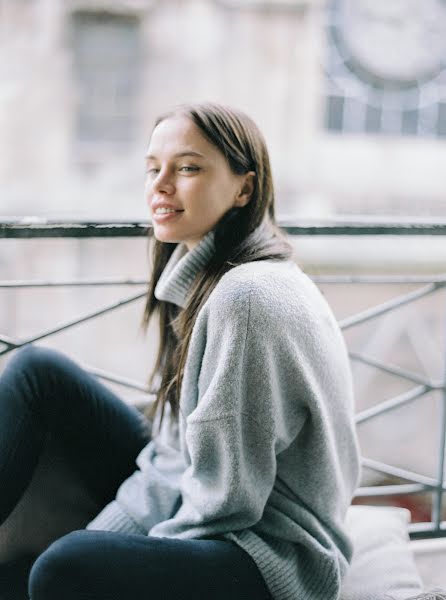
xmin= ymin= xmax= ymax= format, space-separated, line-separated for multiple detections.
xmin=333 ymin=0 xmax=446 ymax=88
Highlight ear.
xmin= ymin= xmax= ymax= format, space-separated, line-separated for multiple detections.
xmin=234 ymin=171 xmax=255 ymax=208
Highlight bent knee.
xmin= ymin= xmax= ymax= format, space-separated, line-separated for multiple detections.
xmin=28 ymin=531 xmax=91 ymax=600
xmin=11 ymin=345 xmax=63 ymax=373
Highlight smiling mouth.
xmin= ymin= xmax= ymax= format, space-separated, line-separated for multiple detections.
xmin=152 ymin=210 xmax=185 ymax=223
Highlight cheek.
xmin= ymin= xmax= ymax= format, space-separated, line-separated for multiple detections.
xmin=144 ymin=178 xmax=153 ymax=199
xmin=200 ymin=178 xmax=236 ymax=214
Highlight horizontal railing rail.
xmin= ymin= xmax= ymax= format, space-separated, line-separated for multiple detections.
xmin=1 ymin=216 xmax=446 ymax=238
xmin=0 ymin=217 xmax=445 ymax=538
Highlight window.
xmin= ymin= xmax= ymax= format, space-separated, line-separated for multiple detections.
xmin=70 ymin=11 xmax=142 ymax=153
xmin=324 ymin=0 xmax=446 ymax=137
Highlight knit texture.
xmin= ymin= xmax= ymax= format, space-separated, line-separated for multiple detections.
xmin=87 ymin=229 xmax=360 ymax=600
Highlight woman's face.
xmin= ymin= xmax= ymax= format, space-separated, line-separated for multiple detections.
xmin=145 ymin=116 xmax=254 ymax=250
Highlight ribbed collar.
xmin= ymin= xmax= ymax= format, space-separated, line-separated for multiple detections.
xmin=154 ymin=230 xmax=216 ymax=308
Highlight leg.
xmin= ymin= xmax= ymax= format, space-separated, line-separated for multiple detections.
xmin=28 ymin=530 xmax=272 ymax=600
xmin=0 ymin=345 xmax=150 ymax=557
xmin=0 ymin=555 xmax=35 ymax=600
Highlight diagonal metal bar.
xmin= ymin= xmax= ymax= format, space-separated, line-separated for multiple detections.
xmin=355 ymin=483 xmax=431 ymax=497
xmin=350 ymin=351 xmax=441 ymax=388
xmin=0 ymin=344 xmax=14 ymax=357
xmin=0 ymin=334 xmax=17 ymax=348
xmin=0 ymin=279 xmax=148 ymax=288
xmin=339 ymin=282 xmax=441 ymax=330
xmin=81 ymin=364 xmax=151 ymax=393
xmin=0 ymin=291 xmax=147 ymax=356
xmin=362 ymin=456 xmax=444 ymax=489
xmin=355 ymin=385 xmax=430 ymax=425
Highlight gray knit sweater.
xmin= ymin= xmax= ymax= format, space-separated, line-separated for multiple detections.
xmin=88 ymin=230 xmax=360 ymax=600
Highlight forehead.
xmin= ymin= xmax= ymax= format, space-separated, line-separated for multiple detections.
xmin=147 ymin=116 xmax=220 ymax=161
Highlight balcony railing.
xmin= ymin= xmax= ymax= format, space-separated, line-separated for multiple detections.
xmin=1 ymin=216 xmax=446 ymax=539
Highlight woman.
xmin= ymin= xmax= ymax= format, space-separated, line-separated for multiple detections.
xmin=0 ymin=102 xmax=360 ymax=600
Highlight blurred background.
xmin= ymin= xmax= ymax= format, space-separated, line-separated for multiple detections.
xmin=1 ymin=0 xmax=446 ymax=220
xmin=1 ymin=0 xmax=446 ymax=520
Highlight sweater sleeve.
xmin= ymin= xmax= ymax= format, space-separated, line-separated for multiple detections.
xmin=149 ymin=274 xmax=309 ymax=539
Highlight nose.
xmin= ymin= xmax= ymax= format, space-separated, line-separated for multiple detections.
xmin=150 ymin=169 xmax=175 ymax=196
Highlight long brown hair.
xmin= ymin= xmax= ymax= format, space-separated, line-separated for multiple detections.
xmin=143 ymin=102 xmax=293 ymax=424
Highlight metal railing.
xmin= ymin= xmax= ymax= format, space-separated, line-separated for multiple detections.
xmin=1 ymin=216 xmax=446 ymax=538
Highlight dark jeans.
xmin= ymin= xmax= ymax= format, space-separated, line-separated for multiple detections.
xmin=0 ymin=346 xmax=271 ymax=600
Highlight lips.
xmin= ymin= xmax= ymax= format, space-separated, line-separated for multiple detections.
xmin=152 ymin=211 xmax=183 ymax=225
xmin=151 ymin=201 xmax=184 ymax=214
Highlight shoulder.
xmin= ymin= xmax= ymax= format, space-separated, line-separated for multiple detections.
xmin=206 ymin=259 xmax=331 ymax=329
xmin=212 ymin=259 xmax=299 ymax=298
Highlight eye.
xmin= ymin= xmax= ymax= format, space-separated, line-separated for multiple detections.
xmin=180 ymin=165 xmax=199 ymax=173
xmin=145 ymin=167 xmax=159 ymax=175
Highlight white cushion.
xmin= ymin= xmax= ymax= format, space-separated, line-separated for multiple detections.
xmin=411 ymin=538 xmax=446 ymax=590
xmin=341 ymin=505 xmax=423 ymax=600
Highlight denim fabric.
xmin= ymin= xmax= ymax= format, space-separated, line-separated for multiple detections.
xmin=0 ymin=556 xmax=34 ymax=600
xmin=0 ymin=345 xmax=150 ymax=523
xmin=29 ymin=531 xmax=272 ymax=600
xmin=0 ymin=346 xmax=270 ymax=600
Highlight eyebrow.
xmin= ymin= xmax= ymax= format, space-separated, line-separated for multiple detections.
xmin=145 ymin=151 xmax=206 ymax=160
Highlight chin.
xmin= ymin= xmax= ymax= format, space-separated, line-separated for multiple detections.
xmin=153 ymin=230 xmax=182 ymax=245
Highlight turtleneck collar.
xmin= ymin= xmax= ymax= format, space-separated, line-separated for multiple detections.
xmin=154 ymin=230 xmax=216 ymax=308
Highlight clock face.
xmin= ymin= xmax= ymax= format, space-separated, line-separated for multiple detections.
xmin=336 ymin=0 xmax=446 ymax=85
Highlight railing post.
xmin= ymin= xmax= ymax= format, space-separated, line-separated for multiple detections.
xmin=432 ymin=288 xmax=446 ymax=530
